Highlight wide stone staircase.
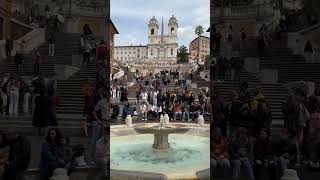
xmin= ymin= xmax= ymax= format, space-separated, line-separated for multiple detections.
xmin=0 ymin=32 xmax=86 ymax=136
xmin=0 ymin=32 xmax=81 ymax=79
xmin=56 ymin=63 xmax=98 ymax=115
xmin=241 ymin=38 xmax=320 ymax=83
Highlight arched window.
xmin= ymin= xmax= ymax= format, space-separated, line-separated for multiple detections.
xmin=171 ymin=48 xmax=173 ymax=56
xmin=171 ymin=27 xmax=175 ymax=34
xmin=151 ymin=29 xmax=155 ymax=35
xmin=151 ymin=48 xmax=153 ymax=56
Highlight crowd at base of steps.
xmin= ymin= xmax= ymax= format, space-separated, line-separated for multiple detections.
xmin=0 ymin=127 xmax=108 ymax=180
xmin=211 ymin=79 xmax=320 ymax=180
xmin=110 ymin=69 xmax=211 ymax=123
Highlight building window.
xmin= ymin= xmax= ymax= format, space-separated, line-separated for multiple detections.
xmin=151 ymin=48 xmax=153 ymax=56
xmin=171 ymin=27 xmax=175 ymax=34
xmin=137 ymin=54 xmax=140 ymax=58
xmin=138 ymin=49 xmax=140 ymax=53
xmin=171 ymin=48 xmax=173 ymax=56
xmin=151 ymin=29 xmax=155 ymax=35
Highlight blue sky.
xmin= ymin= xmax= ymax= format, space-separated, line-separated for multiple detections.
xmin=111 ymin=0 xmax=210 ymax=47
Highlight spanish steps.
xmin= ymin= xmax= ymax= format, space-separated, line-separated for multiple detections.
xmin=0 ymin=31 xmax=103 ymax=136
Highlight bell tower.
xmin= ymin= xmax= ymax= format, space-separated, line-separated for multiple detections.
xmin=168 ymin=15 xmax=178 ymax=36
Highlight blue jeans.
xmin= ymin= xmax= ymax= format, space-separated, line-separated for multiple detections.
xmin=231 ymin=159 xmax=255 ymax=180
xmin=182 ymin=111 xmax=189 ymax=121
xmin=173 ymin=112 xmax=182 ymax=120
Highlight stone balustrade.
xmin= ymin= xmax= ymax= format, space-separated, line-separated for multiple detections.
xmin=230 ymin=6 xmax=257 ymax=16
xmin=23 ymin=166 xmax=102 ymax=180
xmin=213 ymin=3 xmax=275 ymax=20
xmin=66 ymin=3 xmax=106 ymax=17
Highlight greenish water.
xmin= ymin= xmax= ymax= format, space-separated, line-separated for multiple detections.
xmin=110 ymin=134 xmax=210 ymax=175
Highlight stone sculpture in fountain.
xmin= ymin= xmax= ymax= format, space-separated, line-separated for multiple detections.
xmin=134 ymin=114 xmax=189 ymax=150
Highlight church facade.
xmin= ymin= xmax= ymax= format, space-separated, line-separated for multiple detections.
xmin=114 ymin=15 xmax=178 ymax=63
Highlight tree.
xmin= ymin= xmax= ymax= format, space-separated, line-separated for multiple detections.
xmin=195 ymin=25 xmax=204 ymax=64
xmin=176 ymin=45 xmax=189 ymax=64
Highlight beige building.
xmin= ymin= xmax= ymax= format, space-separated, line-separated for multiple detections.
xmin=114 ymin=45 xmax=148 ymax=62
xmin=189 ymin=36 xmax=210 ymax=63
xmin=114 ymin=15 xmax=179 ymax=64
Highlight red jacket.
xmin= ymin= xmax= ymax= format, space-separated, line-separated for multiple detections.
xmin=97 ymin=45 xmax=108 ymax=58
xmin=211 ymin=138 xmax=229 ymax=159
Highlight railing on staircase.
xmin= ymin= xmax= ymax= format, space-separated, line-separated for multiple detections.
xmin=63 ymin=3 xmax=105 ymax=17
xmin=213 ymin=3 xmax=275 ymax=19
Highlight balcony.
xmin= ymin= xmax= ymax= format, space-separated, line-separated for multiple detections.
xmin=213 ymin=3 xmax=275 ymax=22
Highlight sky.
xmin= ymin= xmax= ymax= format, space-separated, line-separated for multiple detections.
xmin=111 ymin=0 xmax=210 ymax=47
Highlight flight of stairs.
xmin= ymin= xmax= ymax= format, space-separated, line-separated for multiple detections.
xmin=0 ymin=32 xmax=84 ymax=135
xmin=0 ymin=32 xmax=81 ymax=79
xmin=241 ymin=38 xmax=320 ymax=83
xmin=56 ymin=63 xmax=99 ymax=115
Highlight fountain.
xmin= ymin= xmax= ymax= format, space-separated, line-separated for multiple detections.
xmin=133 ymin=122 xmax=189 ymax=150
xmin=110 ymin=119 xmax=210 ymax=179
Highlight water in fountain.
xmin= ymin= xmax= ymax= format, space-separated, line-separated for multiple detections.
xmin=111 ymin=134 xmax=209 ymax=175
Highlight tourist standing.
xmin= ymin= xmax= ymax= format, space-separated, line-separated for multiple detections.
xmin=32 ymin=48 xmax=42 ymax=76
xmin=97 ymin=40 xmax=108 ymax=63
xmin=32 ymin=90 xmax=49 ymax=136
xmin=240 ymin=28 xmax=247 ymax=52
xmin=304 ymin=40 xmax=313 ymax=62
xmin=4 ymin=37 xmax=13 ymax=60
xmin=48 ymin=33 xmax=55 ymax=57
xmin=14 ymin=51 xmax=24 ymax=76
xmin=140 ymin=102 xmax=148 ymax=121
xmin=21 ymin=81 xmax=31 ymax=115
xmin=1 ymin=74 xmax=9 ymax=116
xmin=7 ymin=78 xmax=20 ymax=118
xmin=82 ymin=43 xmax=91 ymax=67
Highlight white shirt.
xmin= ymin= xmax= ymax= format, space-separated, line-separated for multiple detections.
xmin=156 ymin=106 xmax=162 ymax=113
xmin=140 ymin=104 xmax=147 ymax=113
xmin=140 ymin=92 xmax=148 ymax=100
xmin=153 ymin=92 xmax=158 ymax=99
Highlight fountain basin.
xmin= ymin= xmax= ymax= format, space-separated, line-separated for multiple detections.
xmin=134 ymin=124 xmax=190 ymax=150
xmin=110 ymin=123 xmax=210 ymax=180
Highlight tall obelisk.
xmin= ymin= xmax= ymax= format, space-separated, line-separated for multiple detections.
xmin=159 ymin=17 xmax=165 ymax=59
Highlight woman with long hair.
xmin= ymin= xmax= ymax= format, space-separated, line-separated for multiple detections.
xmin=39 ymin=128 xmax=63 ymax=180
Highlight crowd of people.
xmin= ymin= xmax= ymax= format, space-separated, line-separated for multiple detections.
xmin=211 ymin=81 xmax=320 ymax=180
xmin=278 ymin=9 xmax=318 ymax=33
xmin=0 ymin=126 xmax=108 ymax=180
xmin=110 ymin=70 xmax=210 ymax=123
